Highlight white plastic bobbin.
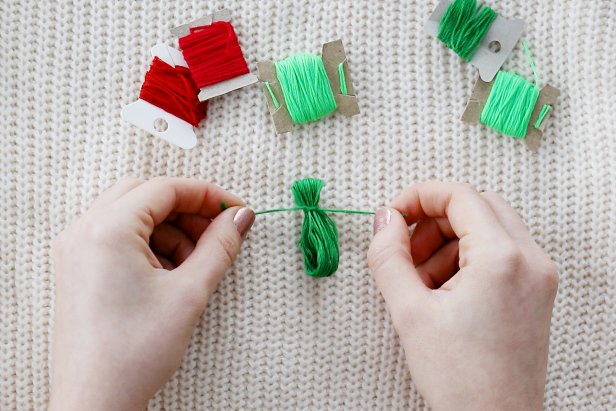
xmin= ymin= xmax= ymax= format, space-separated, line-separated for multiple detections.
xmin=121 ymin=44 xmax=198 ymax=150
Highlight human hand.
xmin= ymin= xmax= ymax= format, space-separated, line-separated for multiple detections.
xmin=368 ymin=182 xmax=558 ymax=411
xmin=48 ymin=177 xmax=255 ymax=411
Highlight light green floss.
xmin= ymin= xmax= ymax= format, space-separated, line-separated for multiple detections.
xmin=480 ymin=42 xmax=541 ymax=139
xmin=338 ymin=62 xmax=347 ymax=95
xmin=534 ymin=105 xmax=552 ymax=129
xmin=264 ymin=82 xmax=280 ymax=109
xmin=275 ymin=53 xmax=337 ymax=124
xmin=438 ymin=0 xmax=497 ymax=61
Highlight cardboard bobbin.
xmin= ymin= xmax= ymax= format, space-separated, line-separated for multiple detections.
xmin=121 ymin=45 xmax=198 ymax=150
xmin=256 ymin=39 xmax=360 ymax=134
xmin=424 ymin=0 xmax=526 ymax=82
xmin=462 ymin=76 xmax=560 ymax=150
xmin=171 ymin=9 xmax=258 ymax=102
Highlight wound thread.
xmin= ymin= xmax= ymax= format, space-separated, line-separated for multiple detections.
xmin=178 ymin=21 xmax=250 ymax=88
xmin=338 ymin=62 xmax=347 ymax=95
xmin=534 ymin=104 xmax=552 ymax=128
xmin=139 ymin=57 xmax=208 ymax=127
xmin=480 ymin=71 xmax=539 ymax=138
xmin=264 ymin=82 xmax=280 ymax=109
xmin=479 ymin=42 xmax=542 ymax=138
xmin=275 ymin=53 xmax=337 ymax=124
xmin=438 ymin=0 xmax=497 ymax=61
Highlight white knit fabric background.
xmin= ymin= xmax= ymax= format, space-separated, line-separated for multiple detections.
xmin=1 ymin=0 xmax=615 ymax=409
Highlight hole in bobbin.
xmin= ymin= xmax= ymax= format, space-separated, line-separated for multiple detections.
xmin=488 ymin=40 xmax=501 ymax=53
xmin=153 ymin=118 xmax=168 ymax=132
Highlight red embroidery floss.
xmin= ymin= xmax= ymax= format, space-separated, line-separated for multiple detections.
xmin=139 ymin=57 xmax=208 ymax=127
xmin=178 ymin=21 xmax=250 ymax=88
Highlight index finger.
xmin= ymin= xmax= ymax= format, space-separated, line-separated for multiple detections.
xmin=113 ymin=177 xmax=244 ymax=235
xmin=390 ymin=182 xmax=508 ymax=243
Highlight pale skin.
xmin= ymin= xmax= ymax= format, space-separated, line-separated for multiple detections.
xmin=49 ymin=178 xmax=557 ymax=411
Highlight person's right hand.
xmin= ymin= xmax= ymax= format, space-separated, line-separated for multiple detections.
xmin=368 ymin=182 xmax=558 ymax=411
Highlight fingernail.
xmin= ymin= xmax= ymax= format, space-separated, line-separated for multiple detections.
xmin=233 ymin=207 xmax=255 ymax=238
xmin=373 ymin=207 xmax=391 ymax=235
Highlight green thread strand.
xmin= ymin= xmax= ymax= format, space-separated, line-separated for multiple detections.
xmin=534 ymin=104 xmax=552 ymax=128
xmin=264 ymin=82 xmax=280 ymax=109
xmin=523 ymin=41 xmax=539 ymax=87
xmin=437 ymin=0 xmax=497 ymax=61
xmin=480 ymin=71 xmax=539 ymax=138
xmin=338 ymin=62 xmax=347 ymax=95
xmin=291 ymin=178 xmax=339 ymax=278
xmin=255 ymin=207 xmax=374 ymax=215
xmin=275 ymin=53 xmax=337 ymax=124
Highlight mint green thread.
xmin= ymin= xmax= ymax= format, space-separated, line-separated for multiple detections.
xmin=274 ymin=53 xmax=337 ymax=124
xmin=479 ymin=42 xmax=542 ymax=139
xmin=480 ymin=71 xmax=539 ymax=138
xmin=264 ymin=82 xmax=280 ymax=109
xmin=437 ymin=0 xmax=497 ymax=61
xmin=338 ymin=62 xmax=347 ymax=95
xmin=522 ymin=41 xmax=540 ymax=87
xmin=534 ymin=104 xmax=552 ymax=129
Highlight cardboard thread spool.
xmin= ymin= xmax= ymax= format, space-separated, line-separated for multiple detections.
xmin=462 ymin=76 xmax=560 ymax=150
xmin=257 ymin=39 xmax=360 ymax=134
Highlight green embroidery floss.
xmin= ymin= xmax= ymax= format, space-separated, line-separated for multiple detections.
xmin=338 ymin=63 xmax=347 ymax=95
xmin=479 ymin=42 xmax=541 ymax=138
xmin=255 ymin=178 xmax=375 ymax=278
xmin=534 ymin=104 xmax=552 ymax=129
xmin=438 ymin=0 xmax=497 ymax=61
xmin=290 ymin=178 xmax=339 ymax=277
xmin=480 ymin=72 xmax=539 ymax=138
xmin=274 ymin=53 xmax=337 ymax=124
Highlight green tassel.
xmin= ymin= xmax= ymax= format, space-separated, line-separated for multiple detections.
xmin=291 ymin=178 xmax=339 ymax=278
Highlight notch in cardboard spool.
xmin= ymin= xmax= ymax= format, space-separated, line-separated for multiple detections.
xmin=256 ymin=39 xmax=360 ymax=134
xmin=424 ymin=0 xmax=525 ymax=82
xmin=462 ymin=75 xmax=560 ymax=150
xmin=171 ymin=9 xmax=258 ymax=102
xmin=121 ymin=44 xmax=198 ymax=150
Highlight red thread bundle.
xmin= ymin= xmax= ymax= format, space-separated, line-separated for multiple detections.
xmin=179 ymin=21 xmax=250 ymax=88
xmin=139 ymin=57 xmax=208 ymax=127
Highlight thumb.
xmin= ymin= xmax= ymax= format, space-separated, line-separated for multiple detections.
xmin=176 ymin=206 xmax=255 ymax=299
xmin=367 ymin=207 xmax=430 ymax=323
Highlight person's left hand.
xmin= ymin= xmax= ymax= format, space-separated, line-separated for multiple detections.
xmin=48 ymin=177 xmax=255 ymax=411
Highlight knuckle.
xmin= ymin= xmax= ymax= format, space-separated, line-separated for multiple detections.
xmin=538 ymin=260 xmax=559 ymax=294
xmin=391 ymin=303 xmax=419 ymax=328
xmin=490 ymin=242 xmax=525 ymax=277
xmin=82 ymin=214 xmax=123 ymax=245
